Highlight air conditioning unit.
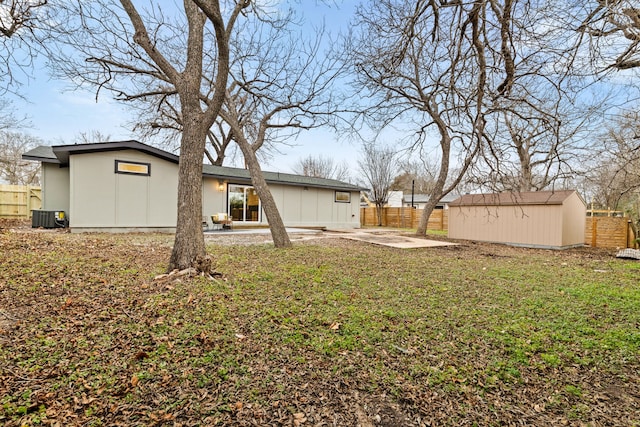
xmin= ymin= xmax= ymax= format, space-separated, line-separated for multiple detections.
xmin=32 ymin=210 xmax=69 ymax=228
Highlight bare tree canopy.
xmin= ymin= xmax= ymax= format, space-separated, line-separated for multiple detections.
xmin=0 ymin=0 xmax=49 ymax=92
xmin=292 ymin=154 xmax=351 ymax=182
xmin=585 ymin=111 xmax=640 ymax=216
xmin=576 ymin=0 xmax=640 ymax=70
xmin=391 ymin=159 xmax=437 ymax=195
xmin=209 ymin=10 xmax=346 ymax=248
xmin=358 ymin=143 xmax=398 ymax=226
xmin=347 ymin=0 xmax=490 ymax=234
xmin=0 ymin=130 xmax=42 ymax=184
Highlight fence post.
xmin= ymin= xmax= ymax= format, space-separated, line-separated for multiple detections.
xmin=591 ymin=217 xmax=597 ymax=247
xmin=26 ymin=185 xmax=32 ymax=218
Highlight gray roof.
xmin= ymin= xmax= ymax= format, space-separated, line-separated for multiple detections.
xmin=22 ymin=140 xmax=364 ymax=192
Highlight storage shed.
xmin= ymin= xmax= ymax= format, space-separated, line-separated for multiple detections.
xmin=448 ymin=190 xmax=586 ymax=249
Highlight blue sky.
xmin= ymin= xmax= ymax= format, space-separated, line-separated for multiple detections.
xmin=7 ymin=1 xmax=363 ymax=178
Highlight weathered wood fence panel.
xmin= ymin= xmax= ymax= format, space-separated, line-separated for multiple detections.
xmin=585 ymin=216 xmax=637 ymax=249
xmin=360 ymin=207 xmax=448 ymax=231
xmin=0 ymin=185 xmax=42 ymax=218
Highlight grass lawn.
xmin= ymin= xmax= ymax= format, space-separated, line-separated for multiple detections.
xmin=0 ymin=228 xmax=638 ymax=426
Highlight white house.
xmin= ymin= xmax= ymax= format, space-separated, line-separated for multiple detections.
xmin=402 ymin=193 xmax=459 ymax=210
xmin=23 ymin=140 xmax=364 ymax=232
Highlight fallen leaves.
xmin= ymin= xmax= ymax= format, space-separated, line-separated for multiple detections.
xmin=293 ymin=411 xmax=307 ymax=426
xmin=0 ymin=230 xmax=638 ymax=427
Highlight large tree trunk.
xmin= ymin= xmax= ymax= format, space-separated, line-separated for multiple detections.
xmin=417 ymin=133 xmax=451 ymax=235
xmin=375 ymin=204 xmax=383 ymax=226
xmin=168 ymin=114 xmax=209 ymax=271
xmin=236 ymin=139 xmax=291 ymax=248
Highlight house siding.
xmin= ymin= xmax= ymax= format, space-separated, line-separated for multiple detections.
xmin=26 ymin=142 xmax=363 ymax=232
xmin=42 ymin=163 xmax=70 ymax=213
xmin=262 ymin=184 xmax=359 ymax=228
xmin=69 ymin=150 xmax=178 ymax=230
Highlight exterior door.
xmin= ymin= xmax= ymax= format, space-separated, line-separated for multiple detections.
xmin=228 ymin=185 xmax=260 ymax=222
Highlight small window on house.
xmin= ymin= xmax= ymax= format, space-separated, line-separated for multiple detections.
xmin=115 ymin=160 xmax=151 ymax=176
xmin=335 ymin=191 xmax=351 ymax=203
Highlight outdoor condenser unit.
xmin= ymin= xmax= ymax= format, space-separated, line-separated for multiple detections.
xmin=31 ymin=210 xmax=69 ymax=228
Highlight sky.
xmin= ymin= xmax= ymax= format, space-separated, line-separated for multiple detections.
xmin=6 ymin=1 xmax=364 ymax=180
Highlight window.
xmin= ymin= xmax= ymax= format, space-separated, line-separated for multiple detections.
xmin=115 ymin=160 xmax=150 ymax=176
xmin=335 ymin=191 xmax=351 ymax=203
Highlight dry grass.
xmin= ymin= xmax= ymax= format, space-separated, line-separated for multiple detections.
xmin=1 ymin=227 xmax=638 ymax=426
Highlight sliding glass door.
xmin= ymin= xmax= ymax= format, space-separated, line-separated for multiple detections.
xmin=228 ymin=185 xmax=260 ymax=222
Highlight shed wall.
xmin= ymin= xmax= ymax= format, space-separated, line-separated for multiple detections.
xmin=561 ymin=192 xmax=587 ymax=246
xmin=448 ymin=204 xmax=566 ymax=247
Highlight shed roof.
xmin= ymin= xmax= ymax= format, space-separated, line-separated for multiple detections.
xmin=23 ymin=140 xmax=365 ymax=192
xmin=449 ymin=190 xmax=580 ymax=207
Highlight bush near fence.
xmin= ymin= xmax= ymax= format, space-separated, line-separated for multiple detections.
xmin=0 ymin=184 xmax=42 ymax=219
xmin=360 ymin=207 xmax=448 ymax=230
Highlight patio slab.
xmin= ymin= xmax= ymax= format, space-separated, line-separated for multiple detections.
xmin=332 ymin=232 xmax=457 ymax=249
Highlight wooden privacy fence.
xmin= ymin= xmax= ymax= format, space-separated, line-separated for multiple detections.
xmin=586 ymin=216 xmax=638 ymax=249
xmin=0 ymin=184 xmax=42 ymax=219
xmin=360 ymin=207 xmax=448 ymax=230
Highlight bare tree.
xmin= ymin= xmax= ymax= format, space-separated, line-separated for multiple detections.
xmin=0 ymin=131 xmax=42 ymax=184
xmin=47 ymin=0 xmax=249 ymax=271
xmin=462 ymin=0 xmax=608 ymax=193
xmin=128 ymin=86 xmax=236 ymax=166
xmin=71 ymin=130 xmax=111 ymax=144
xmin=117 ymin=5 xmax=344 ymax=248
xmin=347 ymin=0 xmax=489 ymax=235
xmin=586 ymin=111 xmax=640 ymax=215
xmin=211 ymin=13 xmax=345 ymax=248
xmin=358 ymin=143 xmax=397 ymax=226
xmin=390 ymin=159 xmax=437 ymax=195
xmin=0 ymin=99 xmax=28 ymax=130
xmin=293 ymin=154 xmax=351 ymax=182
xmin=575 ymin=0 xmax=640 ymax=70
xmin=0 ymin=0 xmax=49 ymax=91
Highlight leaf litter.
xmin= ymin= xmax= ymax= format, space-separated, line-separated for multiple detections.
xmin=0 ymin=224 xmax=638 ymax=426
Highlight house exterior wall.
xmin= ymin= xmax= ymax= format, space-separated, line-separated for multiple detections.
xmin=42 ymin=163 xmax=70 ymax=213
xmin=202 ymin=177 xmax=228 ymax=222
xmin=69 ymin=150 xmax=178 ymax=231
xmin=270 ymin=184 xmax=360 ymax=228
xmin=202 ymin=178 xmax=360 ymax=228
xmin=48 ymin=150 xmax=361 ymax=232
